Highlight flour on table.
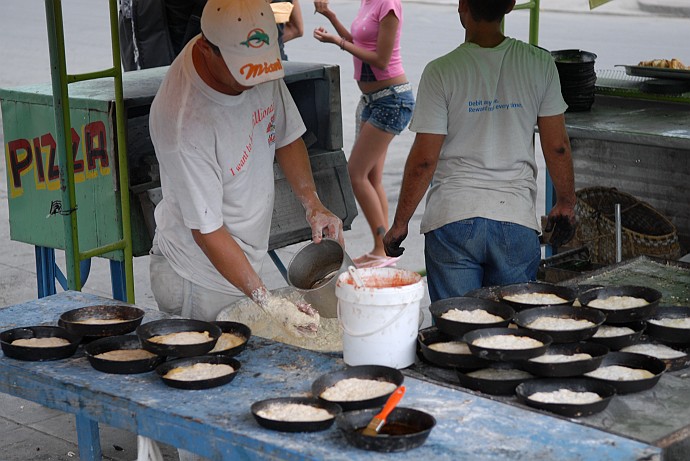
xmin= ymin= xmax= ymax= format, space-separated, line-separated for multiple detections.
xmin=148 ymin=331 xmax=212 ymax=345
xmin=648 ymin=317 xmax=690 ymax=329
xmin=164 ymin=362 xmax=234 ymax=381
xmin=587 ymin=296 xmax=649 ymax=310
xmin=466 ymin=368 xmax=533 ymax=380
xmin=526 ymin=317 xmax=595 ymax=331
xmin=320 ymin=378 xmax=397 ymax=401
xmin=473 ymin=335 xmax=543 ymax=350
xmin=12 ymin=337 xmax=70 ymax=348
xmin=503 ymin=293 xmax=569 ymax=305
xmin=528 ymin=389 xmax=602 ymax=404
xmin=621 ymin=343 xmax=686 ymax=359
xmin=256 ymin=403 xmax=333 ymax=422
xmin=529 ymin=353 xmax=592 ymax=363
xmin=585 ymin=365 xmax=655 ymax=381
xmin=209 ymin=332 xmax=246 ymax=353
xmin=94 ymin=349 xmax=156 ymax=361
xmin=217 ymin=288 xmax=342 ymax=352
xmin=441 ymin=309 xmax=503 ymax=324
xmin=593 ymin=325 xmax=635 ymax=338
xmin=428 ymin=341 xmax=471 ymax=355
xmin=74 ymin=317 xmax=127 ymax=325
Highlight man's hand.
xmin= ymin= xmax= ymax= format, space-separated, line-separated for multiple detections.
xmin=255 ymin=292 xmax=320 ymax=338
xmin=383 ymin=223 xmax=408 ymax=257
xmin=544 ymin=213 xmax=577 ymax=248
xmin=306 ymin=205 xmax=344 ymax=245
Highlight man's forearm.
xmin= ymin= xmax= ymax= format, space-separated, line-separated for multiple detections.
xmin=192 ymin=227 xmax=265 ymax=300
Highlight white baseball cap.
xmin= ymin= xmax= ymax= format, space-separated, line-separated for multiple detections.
xmin=201 ymin=0 xmax=284 ymax=86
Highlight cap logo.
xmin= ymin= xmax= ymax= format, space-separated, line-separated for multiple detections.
xmin=240 ymin=59 xmax=283 ymax=81
xmin=240 ymin=28 xmax=270 ymax=48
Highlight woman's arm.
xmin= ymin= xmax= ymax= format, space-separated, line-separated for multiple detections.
xmin=313 ymin=11 xmax=399 ymax=71
xmin=313 ymin=0 xmax=352 ymax=41
xmin=282 ymin=0 xmax=304 ymax=42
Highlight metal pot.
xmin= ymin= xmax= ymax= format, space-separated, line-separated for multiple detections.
xmin=287 ymin=238 xmax=353 ymax=318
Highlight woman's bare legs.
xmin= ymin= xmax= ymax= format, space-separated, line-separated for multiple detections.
xmin=348 ymin=121 xmax=396 ymax=260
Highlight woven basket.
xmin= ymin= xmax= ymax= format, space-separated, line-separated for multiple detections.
xmin=575 ymin=187 xmax=681 ymax=265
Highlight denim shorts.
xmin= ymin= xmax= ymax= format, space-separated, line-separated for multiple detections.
xmin=356 ymin=83 xmax=415 ymax=135
xmin=424 ymin=217 xmax=541 ymax=302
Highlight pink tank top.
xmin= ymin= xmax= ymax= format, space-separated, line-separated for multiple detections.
xmin=351 ymin=0 xmax=405 ymax=82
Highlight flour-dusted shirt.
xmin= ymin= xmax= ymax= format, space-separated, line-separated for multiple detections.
xmin=410 ymin=37 xmax=567 ymax=234
xmin=149 ymin=36 xmax=306 ymax=295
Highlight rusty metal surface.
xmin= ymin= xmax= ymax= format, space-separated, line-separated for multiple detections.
xmin=561 ymin=256 xmax=690 ymax=306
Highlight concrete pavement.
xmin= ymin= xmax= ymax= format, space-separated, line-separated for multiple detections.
xmin=0 ymin=0 xmax=689 ymax=459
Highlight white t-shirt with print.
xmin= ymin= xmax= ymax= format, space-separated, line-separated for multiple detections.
xmin=410 ymin=37 xmax=567 ymax=234
xmin=149 ymin=37 xmax=306 ymax=295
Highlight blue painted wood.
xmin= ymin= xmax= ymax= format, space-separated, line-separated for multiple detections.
xmin=76 ymin=414 xmax=102 ymax=461
xmin=0 ymin=292 xmax=662 ymax=460
xmin=35 ymin=246 xmax=57 ymax=298
xmin=109 ymin=260 xmax=126 ymax=302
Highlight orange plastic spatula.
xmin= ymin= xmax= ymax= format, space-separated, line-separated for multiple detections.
xmin=361 ymin=385 xmax=406 ymax=437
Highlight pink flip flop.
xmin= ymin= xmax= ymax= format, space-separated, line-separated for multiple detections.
xmin=353 ymin=253 xmax=401 ymax=269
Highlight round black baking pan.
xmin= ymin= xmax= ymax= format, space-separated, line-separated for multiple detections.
xmin=207 ymin=321 xmax=251 ymax=357
xmin=620 ymin=338 xmax=690 ymax=372
xmin=514 ymin=305 xmax=606 ymax=343
xmin=137 ymin=319 xmax=221 ymax=357
xmin=497 ymin=282 xmax=577 ymax=311
xmin=429 ymin=297 xmax=514 ymax=338
xmin=456 ymin=362 xmax=535 ymax=396
xmin=515 ymin=378 xmax=616 ymax=418
xmin=312 ymin=365 xmax=404 ymax=411
xmin=641 ymin=78 xmax=690 ymax=95
xmin=251 ymin=397 xmax=341 ymax=432
xmin=463 ymin=327 xmax=553 ymax=361
xmin=519 ymin=342 xmax=609 ymax=378
xmin=59 ymin=304 xmax=145 ymax=338
xmin=588 ymin=321 xmax=646 ymax=351
xmin=0 ymin=326 xmax=80 ymax=361
xmin=584 ymin=351 xmax=666 ymax=394
xmin=155 ymin=355 xmax=240 ymax=390
xmin=84 ymin=335 xmax=164 ymax=374
xmin=336 ymin=407 xmax=435 ymax=453
xmin=417 ymin=326 xmax=490 ymax=370
xmin=578 ymin=285 xmax=662 ymax=323
xmin=644 ymin=305 xmax=690 ymax=345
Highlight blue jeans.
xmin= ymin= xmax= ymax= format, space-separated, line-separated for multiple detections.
xmin=424 ymin=218 xmax=541 ymax=302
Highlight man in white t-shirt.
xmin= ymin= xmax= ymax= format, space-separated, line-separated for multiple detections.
xmin=383 ymin=0 xmax=576 ymax=301
xmin=149 ymin=0 xmax=343 ymax=331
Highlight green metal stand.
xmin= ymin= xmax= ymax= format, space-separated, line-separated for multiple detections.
xmin=43 ymin=0 xmax=135 ymax=303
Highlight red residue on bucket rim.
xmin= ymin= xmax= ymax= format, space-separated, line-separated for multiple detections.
xmin=345 ymin=273 xmax=418 ymax=288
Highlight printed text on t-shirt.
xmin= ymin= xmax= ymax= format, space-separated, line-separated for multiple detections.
xmin=468 ymin=99 xmax=523 ymax=113
xmin=230 ymin=103 xmax=275 ymax=177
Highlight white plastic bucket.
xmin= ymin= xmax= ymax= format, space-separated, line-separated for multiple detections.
xmin=335 ymin=267 xmax=424 ymax=369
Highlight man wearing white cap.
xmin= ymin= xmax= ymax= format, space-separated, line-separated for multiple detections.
xmin=149 ymin=0 xmax=343 ymax=341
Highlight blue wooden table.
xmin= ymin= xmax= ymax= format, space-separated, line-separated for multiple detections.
xmin=0 ymin=291 xmax=661 ymax=460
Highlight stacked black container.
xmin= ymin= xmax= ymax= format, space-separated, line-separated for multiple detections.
xmin=551 ymin=49 xmax=597 ymax=112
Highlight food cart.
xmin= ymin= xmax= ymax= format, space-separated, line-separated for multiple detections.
xmin=1 ymin=1 xmax=690 ymax=460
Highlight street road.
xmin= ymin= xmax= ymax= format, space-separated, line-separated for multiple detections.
xmin=0 ymin=0 xmax=688 ymax=308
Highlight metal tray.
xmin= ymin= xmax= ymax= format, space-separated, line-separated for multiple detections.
xmin=616 ymin=65 xmax=690 ymax=81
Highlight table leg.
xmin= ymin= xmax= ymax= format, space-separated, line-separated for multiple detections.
xmin=75 ymin=414 xmax=102 ymax=461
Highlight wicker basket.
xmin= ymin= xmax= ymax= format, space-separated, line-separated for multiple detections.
xmin=575 ymin=187 xmax=681 ymax=265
